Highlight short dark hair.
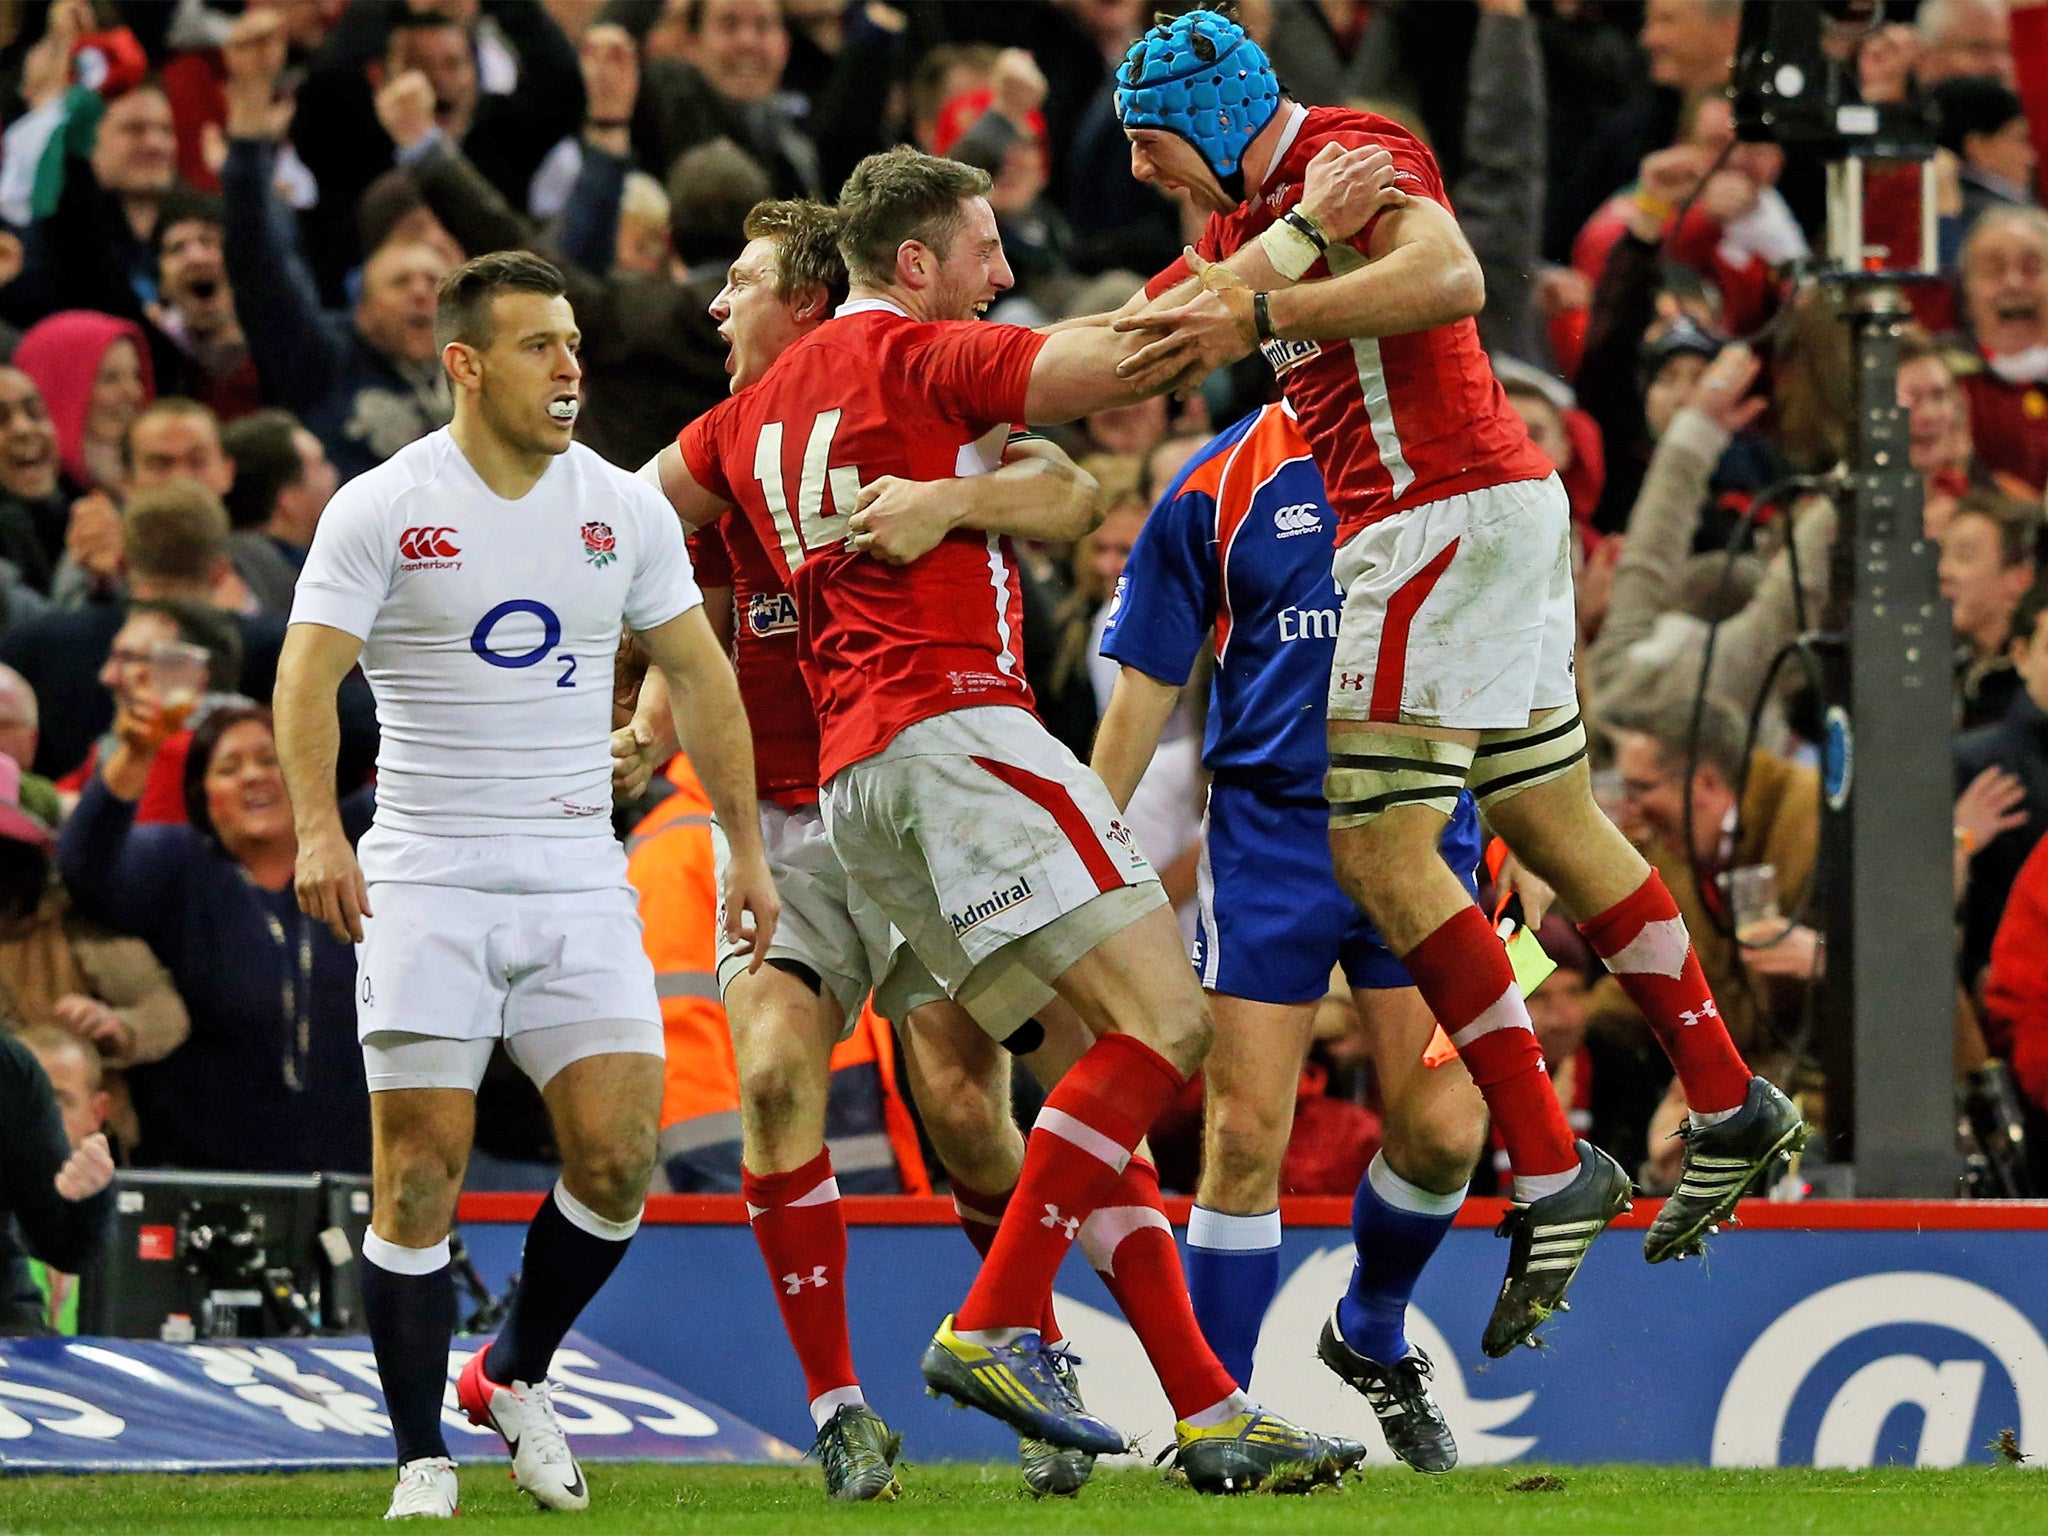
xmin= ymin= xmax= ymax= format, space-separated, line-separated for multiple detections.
xmin=126 ymin=597 xmax=244 ymax=695
xmin=1608 ymin=690 xmax=1750 ymax=786
xmin=2013 ymin=576 xmax=2048 ymax=653
xmin=385 ymin=9 xmax=466 ymax=57
xmin=152 ymin=187 xmax=223 ymax=256
xmin=1954 ymin=485 xmax=2042 ymax=569
xmin=743 ymin=199 xmax=849 ymax=312
xmin=667 ymin=138 xmax=771 ymax=268
xmin=836 ymin=147 xmax=991 ymax=288
xmin=121 ymin=396 xmax=220 ymax=473
xmin=358 ymin=169 xmax=431 ymax=260
xmin=184 ymin=703 xmax=273 ymax=845
xmin=122 ymin=482 xmax=230 ymax=586
xmin=221 ymin=410 xmax=305 ymax=531
xmin=435 ymin=250 xmax=567 ymax=351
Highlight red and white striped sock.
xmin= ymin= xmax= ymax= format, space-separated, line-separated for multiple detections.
xmin=1079 ymin=1157 xmax=1241 ymax=1423
xmin=1579 ymin=872 xmax=1750 ymax=1117
xmin=952 ymin=1180 xmax=1062 ymax=1343
xmin=1401 ymin=904 xmax=1581 ymax=1195
xmin=954 ymin=1033 xmax=1184 ymax=1334
xmin=743 ymin=1149 xmax=861 ymax=1426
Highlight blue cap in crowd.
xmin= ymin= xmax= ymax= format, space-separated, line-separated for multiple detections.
xmin=1114 ymin=5 xmax=1281 ymax=202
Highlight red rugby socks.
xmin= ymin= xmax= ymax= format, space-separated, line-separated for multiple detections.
xmin=743 ymin=1149 xmax=861 ymax=1423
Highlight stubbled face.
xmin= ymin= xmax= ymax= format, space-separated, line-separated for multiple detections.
xmin=92 ymin=88 xmax=177 ymax=198
xmin=129 ymin=412 xmax=232 ymax=496
xmin=0 ymin=370 xmax=58 ymax=500
xmin=691 ymin=0 xmax=788 ymax=105
xmin=1965 ymin=217 xmax=2048 ymax=357
xmin=205 ymin=719 xmax=293 ymax=849
xmin=1126 ymin=127 xmax=1232 ymax=213
xmin=455 ymin=291 xmax=583 ymax=459
xmin=710 ymin=237 xmax=816 ymax=393
xmin=1898 ymin=355 xmax=1969 ymax=474
xmin=86 ymin=339 xmax=147 ymax=448
xmin=922 ymin=198 xmax=1014 ymax=323
xmin=357 ymin=243 xmax=450 ymax=363
xmin=158 ymin=219 xmax=236 ymax=339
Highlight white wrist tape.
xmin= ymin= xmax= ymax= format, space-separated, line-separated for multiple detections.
xmin=1259 ymin=218 xmax=1324 ymax=282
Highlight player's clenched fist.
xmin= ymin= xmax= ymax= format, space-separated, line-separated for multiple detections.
xmin=611 ymin=717 xmax=663 ymax=796
xmin=721 ymin=847 xmax=781 ymax=971
xmin=848 ymin=476 xmax=954 ymax=565
xmin=295 ymin=824 xmax=372 ymax=945
xmin=54 ymin=1131 xmax=114 ymax=1202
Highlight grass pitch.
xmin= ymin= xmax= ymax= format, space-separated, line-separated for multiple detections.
xmin=3 ymin=1462 xmax=2043 ymax=1534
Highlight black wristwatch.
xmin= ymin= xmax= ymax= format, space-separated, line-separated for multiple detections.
xmin=1253 ymin=291 xmax=1275 ymax=342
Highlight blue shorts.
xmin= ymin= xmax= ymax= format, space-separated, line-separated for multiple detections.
xmin=1191 ymin=781 xmax=1484 ymax=1004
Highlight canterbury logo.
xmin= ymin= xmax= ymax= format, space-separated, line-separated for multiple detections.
xmin=781 ymin=1265 xmax=829 ymax=1294
xmin=399 ymin=526 xmax=460 ymax=560
xmin=1273 ymin=503 xmax=1323 ymax=537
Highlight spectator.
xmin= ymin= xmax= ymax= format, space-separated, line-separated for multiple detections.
xmin=59 ymin=703 xmax=371 ymax=1174
xmin=1940 ymin=485 xmax=2039 ymax=731
xmin=0 ymin=1024 xmax=112 ymax=1335
xmin=288 ymin=2 xmax=582 ymax=297
xmin=148 ymin=188 xmax=263 ymax=423
xmin=0 ymin=666 xmax=59 ymax=830
xmin=1599 ymin=692 xmax=1820 ymax=1077
xmin=11 ymin=1025 xmax=109 ymax=1334
xmin=1917 ymin=0 xmax=2017 ymax=90
xmin=0 ymin=367 xmax=68 ymax=594
xmin=1639 ymin=0 xmax=1742 ymax=110
xmin=11 ymin=311 xmax=153 ymax=498
xmin=614 ymin=171 xmax=673 ymax=277
xmin=1958 ymin=578 xmax=2048 ymax=986
xmin=1956 ymin=205 xmax=2048 ymax=491
xmin=0 ymin=480 xmax=249 ymax=780
xmin=221 ymin=411 xmax=337 ymax=613
xmin=1900 ymin=331 xmax=1978 ymax=538
xmin=635 ymin=0 xmax=819 ymax=198
xmin=0 ymin=751 xmax=188 ymax=1158
xmin=1933 ymin=78 xmax=2036 ymax=238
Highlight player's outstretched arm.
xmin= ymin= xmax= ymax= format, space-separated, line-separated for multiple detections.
xmin=643 ymin=443 xmax=729 ymax=530
xmin=846 ymin=438 xmax=1103 ymax=565
xmin=1090 ymin=664 xmax=1184 ymax=812
xmin=635 ymin=606 xmax=781 ymax=968
xmin=275 ymin=621 xmax=372 ymax=945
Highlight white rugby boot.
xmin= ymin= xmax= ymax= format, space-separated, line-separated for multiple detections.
xmin=384 ymin=1457 xmax=459 ymax=1519
xmin=457 ymin=1349 xmax=590 ymax=1511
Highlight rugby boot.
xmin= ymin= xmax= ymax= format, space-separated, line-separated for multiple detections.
xmin=921 ymin=1314 xmax=1128 ymax=1455
xmin=1482 ymin=1139 xmax=1632 ymax=1358
xmin=810 ymin=1403 xmax=902 ymax=1502
xmin=1316 ymin=1312 xmax=1457 ymax=1473
xmin=384 ymin=1456 xmax=458 ymax=1519
xmin=1168 ymin=1406 xmax=1368 ymax=1495
xmin=456 ymin=1349 xmax=589 ymax=1511
xmin=1644 ymin=1076 xmax=1807 ymax=1263
xmin=1018 ymin=1346 xmax=1096 ymax=1497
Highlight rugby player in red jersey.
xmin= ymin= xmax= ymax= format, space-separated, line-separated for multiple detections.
xmin=1104 ymin=2 xmax=1804 ymax=1356
xmin=641 ymin=147 xmax=1391 ymax=1491
xmin=621 ymin=199 xmax=1107 ymax=1501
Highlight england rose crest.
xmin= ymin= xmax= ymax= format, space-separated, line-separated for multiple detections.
xmin=580 ymin=521 xmax=617 ymax=568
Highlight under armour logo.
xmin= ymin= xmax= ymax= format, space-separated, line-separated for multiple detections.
xmin=1040 ymin=1204 xmax=1080 ymax=1239
xmin=1336 ymin=670 xmax=1368 ymax=691
xmin=1678 ymin=1000 xmax=1721 ymax=1027
xmin=781 ymin=1266 xmax=829 ymax=1294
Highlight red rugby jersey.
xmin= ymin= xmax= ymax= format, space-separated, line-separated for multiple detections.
xmin=1148 ymin=104 xmax=1553 ymax=540
xmin=678 ymin=302 xmax=1045 ymax=780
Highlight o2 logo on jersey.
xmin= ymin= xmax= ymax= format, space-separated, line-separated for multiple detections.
xmin=1711 ymin=1273 xmax=2048 ymax=1468
xmin=745 ymin=591 xmax=798 ymax=639
xmin=398 ymin=526 xmax=461 ymax=569
xmin=470 ymin=598 xmax=577 ymax=688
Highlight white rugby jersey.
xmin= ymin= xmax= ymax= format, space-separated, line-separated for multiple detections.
xmin=292 ymin=429 xmax=700 ymax=840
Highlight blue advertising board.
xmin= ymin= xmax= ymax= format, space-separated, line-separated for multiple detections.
xmin=454 ymin=1202 xmax=2048 ymax=1470
xmin=0 ymin=1331 xmax=797 ymax=1473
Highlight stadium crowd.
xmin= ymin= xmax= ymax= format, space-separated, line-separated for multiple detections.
xmin=6 ymin=0 xmax=2048 ymax=1331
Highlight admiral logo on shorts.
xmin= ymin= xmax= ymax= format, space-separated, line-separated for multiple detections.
xmin=746 ymin=590 xmax=799 ymax=639
xmin=397 ymin=526 xmax=462 ymax=570
xmin=947 ymin=877 xmax=1036 ymax=936
xmin=1273 ymin=503 xmax=1323 ymax=538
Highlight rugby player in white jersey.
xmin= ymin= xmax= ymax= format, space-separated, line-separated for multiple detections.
xmin=274 ymin=251 xmax=777 ymax=1521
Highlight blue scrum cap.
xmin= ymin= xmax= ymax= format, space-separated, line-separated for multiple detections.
xmin=1114 ymin=5 xmax=1281 ymax=202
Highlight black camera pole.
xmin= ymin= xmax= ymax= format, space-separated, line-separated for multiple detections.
xmin=1735 ymin=0 xmax=1960 ymax=1194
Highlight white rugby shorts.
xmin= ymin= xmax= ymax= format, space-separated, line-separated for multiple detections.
xmin=353 ymin=829 xmax=663 ymax=1090
xmin=1328 ymin=474 xmax=1577 ymax=730
xmin=711 ymin=801 xmax=948 ymax=1033
xmin=821 ymin=706 xmax=1166 ymax=1035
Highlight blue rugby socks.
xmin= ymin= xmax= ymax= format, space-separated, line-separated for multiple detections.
xmin=1184 ymin=1205 xmax=1282 ymax=1390
xmin=362 ymin=1232 xmax=457 ymax=1466
xmin=484 ymin=1181 xmax=640 ymax=1387
xmin=1337 ymin=1151 xmax=1464 ymax=1364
